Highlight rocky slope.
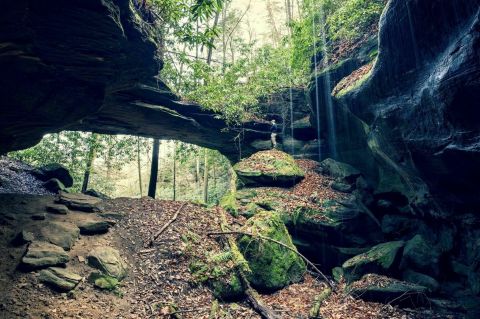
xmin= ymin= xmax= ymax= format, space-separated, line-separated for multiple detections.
xmin=0 ymin=0 xmax=270 ymax=161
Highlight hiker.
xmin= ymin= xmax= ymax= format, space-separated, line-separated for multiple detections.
xmin=270 ymin=119 xmax=278 ymax=149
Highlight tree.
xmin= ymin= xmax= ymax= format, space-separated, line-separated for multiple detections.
xmin=148 ymin=139 xmax=161 ymax=198
xmin=81 ymin=133 xmax=98 ymax=193
xmin=137 ymin=137 xmax=143 ymax=197
xmin=203 ymin=149 xmax=209 ymax=203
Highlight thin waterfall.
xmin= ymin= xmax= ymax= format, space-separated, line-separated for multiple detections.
xmin=289 ymin=86 xmax=295 ymax=156
xmin=312 ymin=8 xmax=322 ymax=162
xmin=313 ymin=3 xmax=337 ymax=160
xmin=318 ymin=5 xmax=337 ymax=159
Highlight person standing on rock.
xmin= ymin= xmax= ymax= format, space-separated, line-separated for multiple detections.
xmin=270 ymin=119 xmax=278 ymax=149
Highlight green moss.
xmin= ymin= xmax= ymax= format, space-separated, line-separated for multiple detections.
xmin=211 ymin=273 xmax=244 ymax=300
xmin=88 ymin=272 xmax=119 ymax=291
xmin=236 ymin=189 xmax=258 ymax=200
xmin=237 ymin=211 xmax=306 ymax=291
xmin=220 ymin=191 xmax=238 ymax=216
xmin=189 ymin=251 xmax=246 ymax=300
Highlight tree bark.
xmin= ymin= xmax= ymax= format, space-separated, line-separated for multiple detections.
xmin=148 ymin=139 xmax=160 ymax=198
xmin=203 ymin=151 xmax=209 ymax=203
xmin=137 ymin=137 xmax=143 ymax=197
xmin=81 ymin=133 xmax=98 ymax=193
xmin=207 ymin=10 xmax=221 ymax=65
xmin=173 ymin=141 xmax=177 ymax=201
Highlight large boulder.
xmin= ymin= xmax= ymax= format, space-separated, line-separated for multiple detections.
xmin=87 ymin=247 xmax=128 ymax=280
xmin=342 ymin=241 xmax=404 ymax=281
xmin=237 ymin=211 xmax=306 ymax=291
xmin=40 ymin=221 xmax=80 ymax=251
xmin=39 ymin=267 xmax=82 ymax=291
xmin=21 ymin=241 xmax=69 ymax=269
xmin=32 ymin=164 xmax=73 ymax=188
xmin=234 ymin=150 xmax=304 ymax=187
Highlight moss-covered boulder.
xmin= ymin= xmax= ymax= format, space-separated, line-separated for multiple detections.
xmin=237 ymin=211 xmax=306 ymax=291
xmin=233 ymin=150 xmax=304 ymax=187
xmin=342 ymin=241 xmax=404 ymax=281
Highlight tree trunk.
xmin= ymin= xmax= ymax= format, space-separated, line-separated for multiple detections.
xmin=203 ymin=151 xmax=209 ymax=203
xmin=137 ymin=137 xmax=143 ymax=197
xmin=148 ymin=139 xmax=160 ymax=198
xmin=173 ymin=142 xmax=177 ymax=201
xmin=81 ymin=133 xmax=98 ymax=193
xmin=207 ymin=10 xmax=221 ymax=65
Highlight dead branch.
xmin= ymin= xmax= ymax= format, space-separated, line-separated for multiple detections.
xmin=148 ymin=202 xmax=187 ymax=247
xmin=207 ymin=230 xmax=334 ymax=288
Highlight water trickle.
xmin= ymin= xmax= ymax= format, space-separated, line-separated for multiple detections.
xmin=312 ymin=3 xmax=338 ymax=160
xmin=312 ymin=10 xmax=322 ymax=162
xmin=289 ymin=86 xmax=295 ymax=156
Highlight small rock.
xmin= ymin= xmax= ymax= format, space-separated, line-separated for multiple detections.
xmin=21 ymin=241 xmax=69 ymax=269
xmin=39 ymin=267 xmax=82 ymax=291
xmin=77 ymin=220 xmax=111 ymax=235
xmin=46 ymin=204 xmax=69 ymax=215
xmin=77 ymin=256 xmax=85 ymax=263
xmin=31 ymin=213 xmax=46 ymax=220
xmin=87 ymin=247 xmax=128 ymax=280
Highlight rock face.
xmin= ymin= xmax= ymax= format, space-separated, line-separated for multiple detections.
xmin=21 ymin=241 xmax=69 ymax=269
xmin=238 ymin=211 xmax=306 ymax=291
xmin=311 ymin=0 xmax=480 ymax=215
xmin=87 ymin=247 xmax=128 ymax=280
xmin=0 ymin=0 xmax=270 ymax=161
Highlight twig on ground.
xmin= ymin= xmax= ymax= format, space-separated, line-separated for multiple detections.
xmin=148 ymin=202 xmax=187 ymax=247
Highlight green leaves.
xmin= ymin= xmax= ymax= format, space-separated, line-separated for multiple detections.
xmin=191 ymin=0 xmax=224 ymax=20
